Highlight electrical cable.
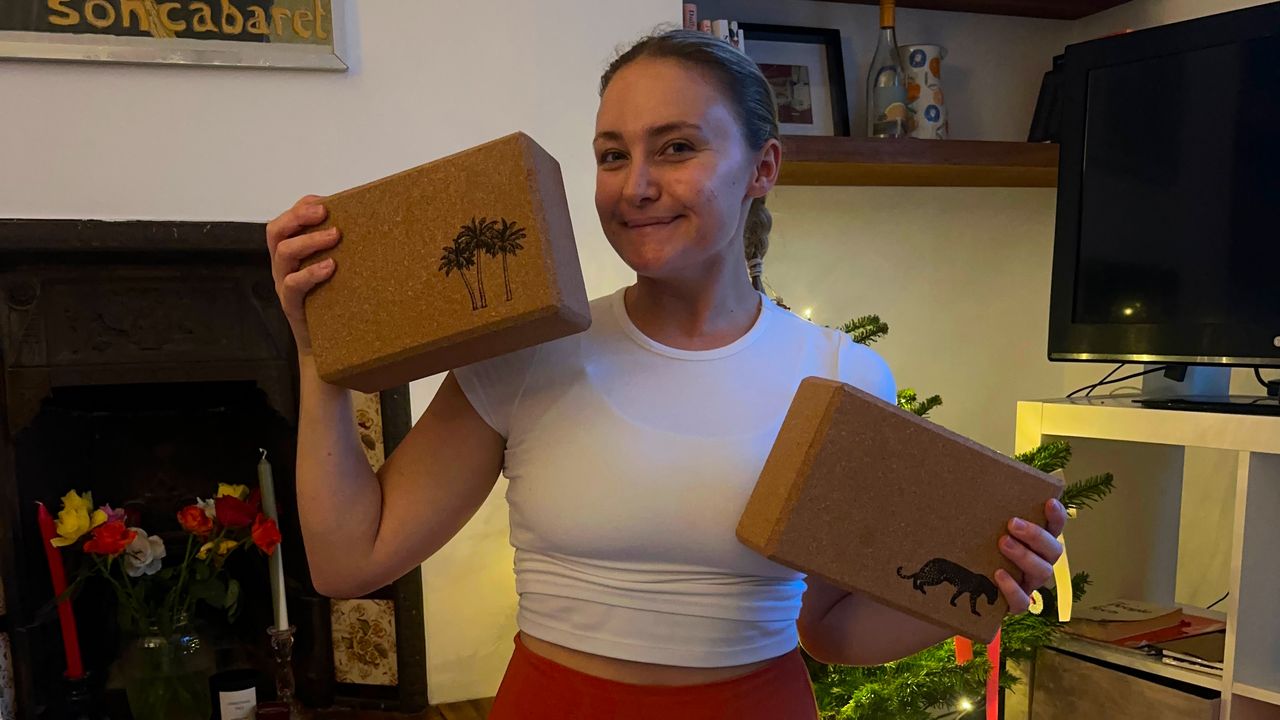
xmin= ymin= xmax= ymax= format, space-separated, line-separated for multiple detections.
xmin=1068 ymin=365 xmax=1169 ymax=398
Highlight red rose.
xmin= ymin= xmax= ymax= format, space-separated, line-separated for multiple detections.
xmin=82 ymin=520 xmax=136 ymax=557
xmin=177 ymin=505 xmax=214 ymax=537
xmin=251 ymin=514 xmax=281 ymax=556
xmin=214 ymin=495 xmax=257 ymax=529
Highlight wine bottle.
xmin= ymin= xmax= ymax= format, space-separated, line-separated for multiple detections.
xmin=866 ymin=0 xmax=908 ymax=138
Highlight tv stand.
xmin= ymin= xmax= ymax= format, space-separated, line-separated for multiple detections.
xmin=1131 ymin=395 xmax=1280 ymax=417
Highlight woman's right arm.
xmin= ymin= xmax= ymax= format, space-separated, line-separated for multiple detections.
xmin=270 ymin=196 xmax=505 ymax=599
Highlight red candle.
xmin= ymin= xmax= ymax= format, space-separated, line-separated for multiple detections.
xmin=35 ymin=502 xmax=85 ymax=680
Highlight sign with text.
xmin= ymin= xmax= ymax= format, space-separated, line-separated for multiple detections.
xmin=0 ymin=0 xmax=345 ymax=70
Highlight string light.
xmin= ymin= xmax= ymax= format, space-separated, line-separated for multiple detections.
xmin=958 ymin=697 xmax=975 ymax=712
xmin=802 ymin=307 xmax=814 ymax=321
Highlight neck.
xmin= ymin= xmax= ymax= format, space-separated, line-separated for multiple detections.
xmin=625 ymin=256 xmax=762 ymax=351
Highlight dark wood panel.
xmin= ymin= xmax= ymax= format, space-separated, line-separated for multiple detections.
xmin=822 ymin=0 xmax=1133 ymax=20
xmin=779 ymin=135 xmax=1059 ymax=187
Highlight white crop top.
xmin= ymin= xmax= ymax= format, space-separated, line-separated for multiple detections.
xmin=452 ymin=286 xmax=896 ymax=668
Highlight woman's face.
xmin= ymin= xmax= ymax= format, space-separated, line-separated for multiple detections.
xmin=594 ymin=57 xmax=765 ymax=282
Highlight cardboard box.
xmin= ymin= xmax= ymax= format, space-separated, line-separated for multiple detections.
xmin=304 ymin=132 xmax=590 ymax=392
xmin=737 ymin=377 xmax=1063 ymax=642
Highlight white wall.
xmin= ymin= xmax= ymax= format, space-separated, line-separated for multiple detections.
xmin=0 ymin=0 xmax=673 ymax=705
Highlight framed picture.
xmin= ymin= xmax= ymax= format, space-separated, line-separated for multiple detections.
xmin=740 ymin=23 xmax=849 ymax=137
xmin=0 ymin=0 xmax=347 ymax=71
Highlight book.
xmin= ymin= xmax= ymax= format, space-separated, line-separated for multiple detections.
xmin=1111 ymin=611 xmax=1227 ymax=649
xmin=1063 ymin=599 xmax=1183 ymax=643
xmin=1160 ymin=655 xmax=1224 ymax=677
xmin=1155 ymin=631 xmax=1226 ymax=669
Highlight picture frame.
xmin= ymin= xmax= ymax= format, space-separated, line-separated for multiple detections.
xmin=0 ymin=0 xmax=347 ymax=71
xmin=740 ymin=23 xmax=850 ymax=137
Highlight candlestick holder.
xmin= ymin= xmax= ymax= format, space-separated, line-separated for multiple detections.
xmin=254 ymin=625 xmax=300 ymax=719
xmin=58 ymin=672 xmax=106 ymax=720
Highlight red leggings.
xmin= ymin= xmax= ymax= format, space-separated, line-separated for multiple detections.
xmin=487 ymin=633 xmax=820 ymax=720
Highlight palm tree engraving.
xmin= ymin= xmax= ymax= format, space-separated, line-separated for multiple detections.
xmin=492 ymin=218 xmax=527 ymax=302
xmin=437 ymin=216 xmax=528 ymax=311
xmin=455 ymin=217 xmax=497 ymax=309
xmin=438 ymin=236 xmax=479 ymax=310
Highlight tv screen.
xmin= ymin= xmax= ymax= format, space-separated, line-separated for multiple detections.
xmin=1049 ymin=4 xmax=1280 ymax=368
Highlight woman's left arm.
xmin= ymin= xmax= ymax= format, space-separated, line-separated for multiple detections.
xmin=798 ymin=499 xmax=1069 ymax=666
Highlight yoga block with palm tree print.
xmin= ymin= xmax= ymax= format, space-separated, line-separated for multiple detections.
xmin=304 ymin=132 xmax=590 ymax=392
xmin=736 ymin=377 xmax=1062 ymax=643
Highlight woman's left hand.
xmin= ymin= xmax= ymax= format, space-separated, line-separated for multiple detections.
xmin=994 ymin=498 xmax=1070 ymax=614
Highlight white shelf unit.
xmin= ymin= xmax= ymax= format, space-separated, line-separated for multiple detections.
xmin=1015 ymin=397 xmax=1280 ymax=720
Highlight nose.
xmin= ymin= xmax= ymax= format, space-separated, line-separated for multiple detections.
xmin=621 ymin=159 xmax=659 ymax=206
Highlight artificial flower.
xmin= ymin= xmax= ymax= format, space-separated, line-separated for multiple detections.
xmin=214 ymin=495 xmax=257 ymax=529
xmin=122 ymin=528 xmax=166 ymax=577
xmin=251 ymin=514 xmax=281 ymax=555
xmin=177 ymin=504 xmax=214 ymax=537
xmin=51 ymin=491 xmax=108 ymax=548
xmin=217 ymin=483 xmax=250 ymax=501
xmin=197 ymin=538 xmax=238 ymax=561
xmin=195 ymin=497 xmax=217 ymax=519
xmin=82 ymin=520 xmax=136 ymax=557
xmin=99 ymin=504 xmax=127 ymax=524
xmin=60 ymin=489 xmax=93 ymax=513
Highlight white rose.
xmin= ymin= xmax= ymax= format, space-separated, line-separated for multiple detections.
xmin=123 ymin=528 xmax=167 ymax=577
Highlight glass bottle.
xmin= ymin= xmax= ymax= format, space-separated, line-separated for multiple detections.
xmin=866 ymin=0 xmax=908 ymax=138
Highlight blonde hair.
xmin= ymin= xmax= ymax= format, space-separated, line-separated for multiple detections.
xmin=601 ymin=29 xmax=779 ymax=292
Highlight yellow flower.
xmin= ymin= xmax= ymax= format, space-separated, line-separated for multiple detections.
xmin=61 ymin=489 xmax=94 ymax=514
xmin=197 ymin=539 xmax=238 ymax=560
xmin=217 ymin=484 xmax=250 ymax=500
xmin=51 ymin=491 xmax=107 ymax=548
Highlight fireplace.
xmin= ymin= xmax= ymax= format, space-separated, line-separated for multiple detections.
xmin=0 ymin=220 xmax=426 ymax=717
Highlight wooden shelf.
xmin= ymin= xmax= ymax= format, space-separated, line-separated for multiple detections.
xmin=778 ymin=135 xmax=1059 ymax=188
xmin=824 ymin=0 xmax=1133 ymax=20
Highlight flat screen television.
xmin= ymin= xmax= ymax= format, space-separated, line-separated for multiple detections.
xmin=1048 ymin=3 xmax=1280 ymax=381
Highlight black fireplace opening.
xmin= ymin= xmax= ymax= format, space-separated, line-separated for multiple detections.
xmin=15 ymin=379 xmax=303 ymax=715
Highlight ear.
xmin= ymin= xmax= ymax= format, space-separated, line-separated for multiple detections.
xmin=746 ymin=137 xmax=782 ymax=200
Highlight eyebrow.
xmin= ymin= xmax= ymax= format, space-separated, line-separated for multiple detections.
xmin=593 ymin=121 xmax=705 ymax=144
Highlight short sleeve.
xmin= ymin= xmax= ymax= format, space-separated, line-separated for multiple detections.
xmin=836 ymin=336 xmax=896 ymax=405
xmin=451 ymin=345 xmax=540 ymax=439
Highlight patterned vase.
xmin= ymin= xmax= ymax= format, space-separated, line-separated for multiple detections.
xmin=900 ymin=44 xmax=949 ymax=139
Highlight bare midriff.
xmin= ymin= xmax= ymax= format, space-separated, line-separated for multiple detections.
xmin=518 ymin=631 xmax=780 ymax=686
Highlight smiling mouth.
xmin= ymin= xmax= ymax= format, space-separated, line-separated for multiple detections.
xmin=624 ymin=217 xmax=680 ymax=228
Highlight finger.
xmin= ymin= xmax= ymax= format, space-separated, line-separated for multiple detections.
xmin=267 ymin=199 xmax=328 ymax=251
xmin=995 ymin=569 xmax=1030 ymax=614
xmin=1008 ymin=517 xmax=1064 ymax=565
xmin=280 ymin=259 xmax=337 ymax=309
xmin=1045 ymin=499 xmax=1069 ymax=537
xmin=1000 ymin=534 xmax=1054 ymax=592
xmin=274 ymin=228 xmax=341 ymax=279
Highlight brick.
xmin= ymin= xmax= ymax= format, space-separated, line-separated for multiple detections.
xmin=738 ymin=377 xmax=1063 ymax=642
xmin=304 ymin=132 xmax=590 ymax=392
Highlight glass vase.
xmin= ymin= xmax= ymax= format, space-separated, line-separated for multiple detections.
xmin=116 ymin=616 xmax=215 ymax=720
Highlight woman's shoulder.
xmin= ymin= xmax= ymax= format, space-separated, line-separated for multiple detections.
xmin=761 ymin=299 xmax=896 ymax=403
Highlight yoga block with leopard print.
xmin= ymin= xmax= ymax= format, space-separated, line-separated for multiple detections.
xmin=736 ymin=377 xmax=1063 ymax=642
xmin=303 ymin=132 xmax=590 ymax=393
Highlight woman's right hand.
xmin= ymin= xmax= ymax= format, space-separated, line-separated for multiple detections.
xmin=266 ymin=194 xmax=341 ymax=356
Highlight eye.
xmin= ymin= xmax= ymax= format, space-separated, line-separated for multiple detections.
xmin=598 ymin=149 xmax=626 ymax=165
xmin=662 ymin=141 xmax=696 ymax=157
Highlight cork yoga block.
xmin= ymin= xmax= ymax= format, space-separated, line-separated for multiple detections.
xmin=303 ymin=132 xmax=590 ymax=392
xmin=738 ymin=377 xmax=1063 ymax=642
